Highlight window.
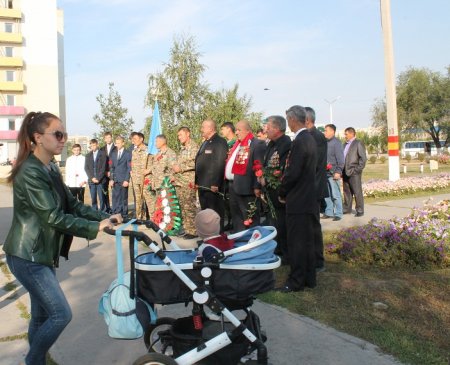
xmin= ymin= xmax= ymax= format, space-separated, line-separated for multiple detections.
xmin=5 ymin=23 xmax=13 ymax=33
xmin=6 ymin=70 xmax=14 ymax=82
xmin=5 ymin=47 xmax=13 ymax=57
xmin=8 ymin=0 xmax=13 ymax=9
xmin=8 ymin=119 xmax=15 ymax=131
xmin=6 ymin=94 xmax=14 ymax=106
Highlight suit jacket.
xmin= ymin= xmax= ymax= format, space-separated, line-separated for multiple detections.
xmin=343 ymin=139 xmax=367 ymax=176
xmin=263 ymin=134 xmax=291 ymax=207
xmin=195 ymin=133 xmax=228 ymax=190
xmin=100 ymin=144 xmax=117 ymax=175
xmin=279 ymin=129 xmax=317 ymax=215
xmin=231 ymin=137 xmax=267 ymax=195
xmin=85 ymin=149 xmax=107 ymax=184
xmin=309 ymin=126 xmax=329 ymax=200
xmin=110 ymin=148 xmax=131 ymax=183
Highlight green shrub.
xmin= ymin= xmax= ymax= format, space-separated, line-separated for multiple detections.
xmin=379 ymin=156 xmax=387 ymax=164
xmin=369 ymin=155 xmax=377 ymax=164
xmin=404 ymin=153 xmax=412 ymax=162
xmin=417 ymin=152 xmax=425 ymax=162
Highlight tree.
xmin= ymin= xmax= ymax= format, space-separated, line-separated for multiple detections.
xmin=397 ymin=66 xmax=450 ymax=149
xmin=93 ymin=82 xmax=134 ymax=142
xmin=144 ymin=34 xmax=264 ymax=149
xmin=144 ymin=34 xmax=209 ymax=148
xmin=202 ymin=84 xmax=263 ymax=131
xmin=370 ymin=98 xmax=388 ymax=153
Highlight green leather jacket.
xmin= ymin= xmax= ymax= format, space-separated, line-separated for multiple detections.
xmin=4 ymin=153 xmax=109 ymax=267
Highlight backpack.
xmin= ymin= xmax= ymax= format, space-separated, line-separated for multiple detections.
xmin=98 ymin=220 xmax=156 ymax=339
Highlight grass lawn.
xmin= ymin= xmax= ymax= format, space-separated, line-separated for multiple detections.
xmin=363 ymin=160 xmax=450 ymax=182
xmin=259 ymin=239 xmax=450 ymax=365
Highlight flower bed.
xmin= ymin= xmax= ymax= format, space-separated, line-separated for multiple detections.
xmin=363 ymin=173 xmax=450 ymax=198
xmin=326 ymin=199 xmax=450 ymax=269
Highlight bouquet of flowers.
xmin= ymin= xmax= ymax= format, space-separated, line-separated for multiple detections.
xmin=252 ymin=159 xmax=283 ymax=190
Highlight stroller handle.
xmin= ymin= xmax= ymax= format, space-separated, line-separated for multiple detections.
xmin=103 ymin=225 xmax=154 ymax=247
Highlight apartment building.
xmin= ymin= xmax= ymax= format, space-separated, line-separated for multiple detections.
xmin=0 ymin=0 xmax=66 ymax=163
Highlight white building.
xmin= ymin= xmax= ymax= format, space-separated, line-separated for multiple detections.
xmin=0 ymin=0 xmax=65 ymax=163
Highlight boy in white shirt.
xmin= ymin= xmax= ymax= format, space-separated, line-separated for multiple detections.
xmin=65 ymin=143 xmax=88 ymax=202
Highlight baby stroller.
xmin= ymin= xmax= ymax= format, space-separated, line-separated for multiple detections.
xmin=104 ymin=220 xmax=280 ymax=365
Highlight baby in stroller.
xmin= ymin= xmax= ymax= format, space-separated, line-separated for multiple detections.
xmin=195 ymin=209 xmax=234 ymax=260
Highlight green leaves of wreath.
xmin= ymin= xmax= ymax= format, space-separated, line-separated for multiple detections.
xmin=151 ymin=176 xmax=183 ymax=235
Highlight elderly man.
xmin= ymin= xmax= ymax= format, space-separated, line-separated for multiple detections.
xmin=305 ymin=107 xmax=328 ymax=272
xmin=172 ymin=126 xmax=199 ymax=239
xmin=225 ymin=120 xmax=266 ymax=232
xmin=277 ymin=105 xmax=317 ymax=292
xmin=324 ymin=124 xmax=345 ymax=221
xmin=343 ymin=127 xmax=367 ymax=217
xmin=263 ymin=116 xmax=291 ymax=263
xmin=195 ymin=119 xmax=228 ymax=229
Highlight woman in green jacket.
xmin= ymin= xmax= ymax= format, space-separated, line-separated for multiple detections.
xmin=4 ymin=111 xmax=122 ymax=365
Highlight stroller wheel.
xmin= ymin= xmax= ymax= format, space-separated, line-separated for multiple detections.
xmin=132 ymin=352 xmax=177 ymax=365
xmin=144 ymin=317 xmax=176 ymax=355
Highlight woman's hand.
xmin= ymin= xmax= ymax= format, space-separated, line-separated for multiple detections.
xmin=99 ymin=214 xmax=123 ymax=232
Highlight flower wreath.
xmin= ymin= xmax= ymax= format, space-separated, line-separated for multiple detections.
xmin=152 ymin=176 xmax=183 ymax=235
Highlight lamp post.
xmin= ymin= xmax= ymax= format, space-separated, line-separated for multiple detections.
xmin=324 ymin=96 xmax=341 ymax=124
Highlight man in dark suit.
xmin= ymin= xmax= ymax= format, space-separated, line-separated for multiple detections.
xmin=277 ymin=105 xmax=318 ymax=292
xmin=305 ymin=107 xmax=328 ymax=272
xmin=225 ymin=120 xmax=266 ymax=233
xmin=109 ymin=136 xmax=131 ymax=218
xmin=85 ymin=138 xmax=107 ymax=211
xmin=100 ymin=131 xmax=116 ymax=213
xmin=263 ymin=115 xmax=291 ymax=263
xmin=342 ymin=127 xmax=367 ymax=217
xmin=195 ymin=119 xmax=228 ymax=230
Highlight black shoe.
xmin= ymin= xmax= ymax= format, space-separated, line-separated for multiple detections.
xmin=333 ymin=216 xmax=342 ymax=221
xmin=183 ymin=233 xmax=198 ymax=240
xmin=316 ymin=266 xmax=326 ymax=273
xmin=321 ymin=214 xmax=333 ymax=219
xmin=273 ymin=285 xmax=303 ymax=293
xmin=355 ymin=212 xmax=364 ymax=217
xmin=343 ymin=211 xmax=352 ymax=215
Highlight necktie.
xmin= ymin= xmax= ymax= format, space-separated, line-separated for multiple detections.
xmin=118 ymin=151 xmax=122 ymax=160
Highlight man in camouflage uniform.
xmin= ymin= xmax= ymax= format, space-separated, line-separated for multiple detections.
xmin=142 ymin=154 xmax=156 ymax=218
xmin=130 ymin=132 xmax=149 ymax=219
xmin=172 ymin=127 xmax=199 ymax=239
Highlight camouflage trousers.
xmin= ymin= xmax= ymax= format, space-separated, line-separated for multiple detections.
xmin=132 ymin=183 xmax=146 ymax=219
xmin=177 ymin=185 xmax=197 ymax=235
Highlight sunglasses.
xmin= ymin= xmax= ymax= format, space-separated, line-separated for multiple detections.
xmin=44 ymin=131 xmax=68 ymax=141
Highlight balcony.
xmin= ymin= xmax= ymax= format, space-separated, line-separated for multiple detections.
xmin=0 ymin=32 xmax=22 ymax=44
xmin=0 ymin=81 xmax=23 ymax=91
xmin=0 ymin=105 xmax=25 ymax=116
xmin=0 ymin=8 xmax=21 ymax=19
xmin=0 ymin=56 xmax=22 ymax=67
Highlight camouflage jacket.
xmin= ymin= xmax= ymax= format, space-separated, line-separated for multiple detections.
xmin=151 ymin=147 xmax=177 ymax=189
xmin=130 ymin=145 xmax=149 ymax=186
xmin=173 ymin=140 xmax=198 ymax=187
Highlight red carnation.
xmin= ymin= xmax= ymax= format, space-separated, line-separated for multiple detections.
xmin=144 ymin=178 xmax=151 ymax=186
xmin=326 ymin=163 xmax=332 ymax=171
xmin=273 ymin=170 xmax=282 ymax=177
xmin=243 ymin=218 xmax=253 ymax=227
xmin=255 ymin=170 xmax=263 ymax=177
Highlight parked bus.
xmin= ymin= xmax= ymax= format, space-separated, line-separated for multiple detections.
xmin=401 ymin=140 xmax=448 ymax=158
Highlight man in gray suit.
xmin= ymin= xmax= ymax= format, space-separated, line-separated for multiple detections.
xmin=342 ymin=127 xmax=367 ymax=217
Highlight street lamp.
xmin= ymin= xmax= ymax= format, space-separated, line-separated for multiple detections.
xmin=324 ymin=96 xmax=341 ymax=124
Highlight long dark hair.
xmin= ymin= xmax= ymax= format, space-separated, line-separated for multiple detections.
xmin=7 ymin=111 xmax=59 ymax=183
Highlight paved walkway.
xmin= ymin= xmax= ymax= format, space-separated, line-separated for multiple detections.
xmin=1 ymin=182 xmax=448 ymax=365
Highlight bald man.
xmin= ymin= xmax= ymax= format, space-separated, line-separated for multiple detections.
xmin=225 ymin=120 xmax=266 ymax=232
xmin=195 ymin=119 xmax=228 ymax=230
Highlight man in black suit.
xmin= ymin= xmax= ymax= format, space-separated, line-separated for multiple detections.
xmin=109 ymin=136 xmax=132 ymax=218
xmin=305 ymin=107 xmax=328 ymax=272
xmin=277 ymin=105 xmax=318 ymax=292
xmin=342 ymin=127 xmax=367 ymax=217
xmin=195 ymin=119 xmax=228 ymax=230
xmin=85 ymin=139 xmax=108 ymax=211
xmin=225 ymin=120 xmax=266 ymax=233
xmin=100 ymin=131 xmax=116 ymax=213
xmin=262 ymin=115 xmax=291 ymax=263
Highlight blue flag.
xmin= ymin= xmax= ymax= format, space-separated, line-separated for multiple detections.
xmin=147 ymin=101 xmax=162 ymax=155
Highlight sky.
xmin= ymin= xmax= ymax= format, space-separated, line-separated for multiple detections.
xmin=57 ymin=0 xmax=450 ymax=137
